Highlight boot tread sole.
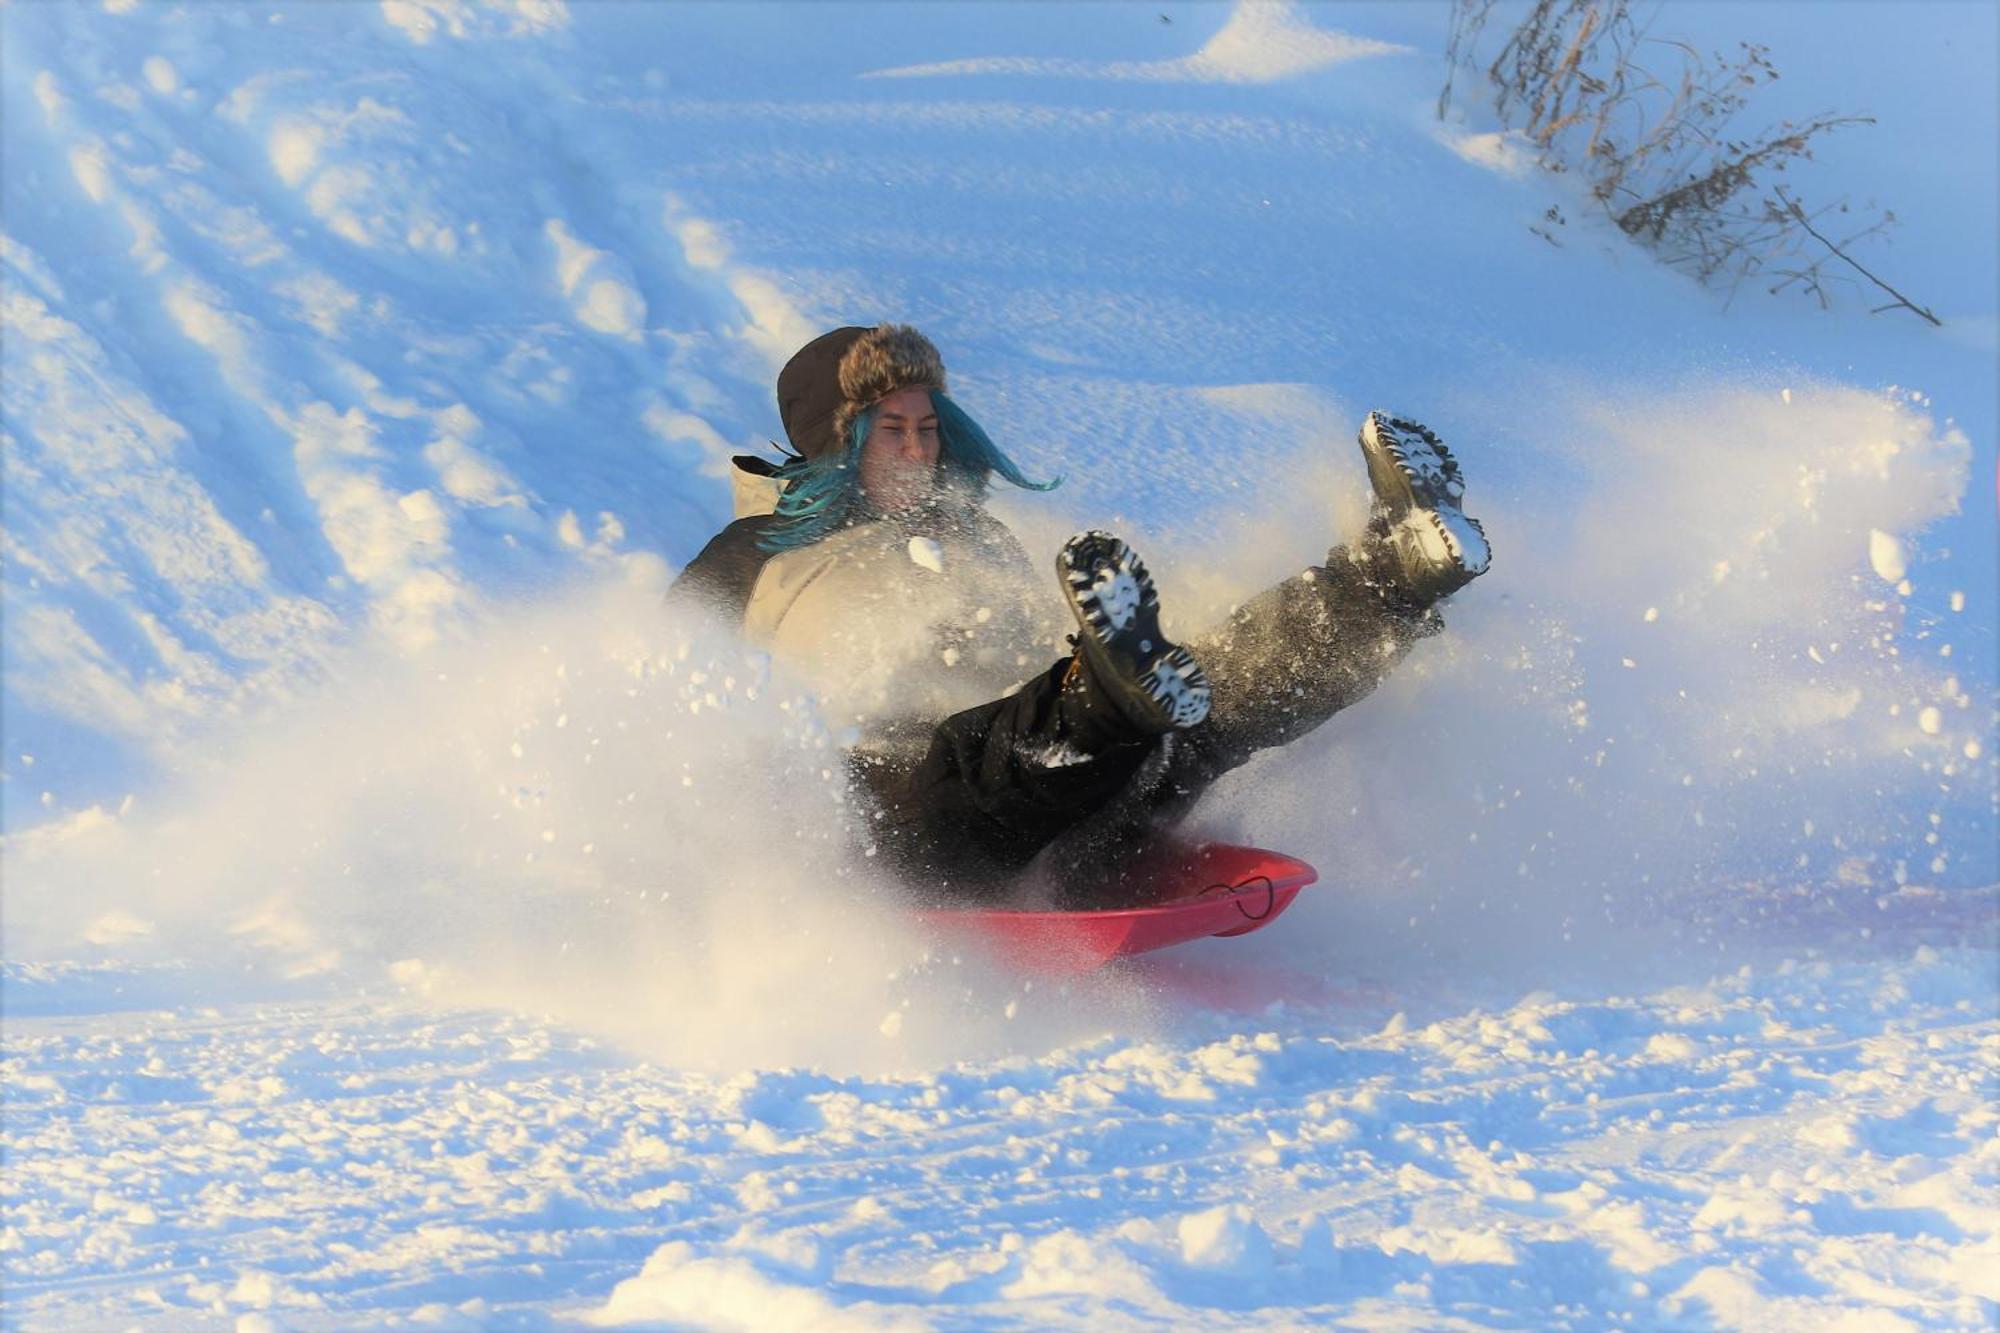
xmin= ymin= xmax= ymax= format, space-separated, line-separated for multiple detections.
xmin=1058 ymin=530 xmax=1210 ymax=731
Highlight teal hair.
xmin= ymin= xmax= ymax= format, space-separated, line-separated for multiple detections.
xmin=756 ymin=392 xmax=1057 ymax=554
xmin=756 ymin=412 xmax=866 ymax=553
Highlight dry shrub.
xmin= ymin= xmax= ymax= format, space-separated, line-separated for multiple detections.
xmin=1441 ymin=0 xmax=1937 ymax=324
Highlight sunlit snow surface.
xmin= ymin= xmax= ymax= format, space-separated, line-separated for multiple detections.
xmin=8 ymin=948 xmax=1996 ymax=1329
xmin=3 ymin=0 xmax=1996 ymax=1327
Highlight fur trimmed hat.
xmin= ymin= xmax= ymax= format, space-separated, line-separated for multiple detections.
xmin=773 ymin=324 xmax=948 ymax=462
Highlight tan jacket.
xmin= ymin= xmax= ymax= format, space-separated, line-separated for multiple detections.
xmin=743 ymin=510 xmax=1061 ymax=729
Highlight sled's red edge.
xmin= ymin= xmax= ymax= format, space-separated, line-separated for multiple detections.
xmin=919 ymin=844 xmax=1319 ymax=972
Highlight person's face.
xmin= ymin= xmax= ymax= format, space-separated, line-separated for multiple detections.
xmin=858 ymin=386 xmax=941 ymax=514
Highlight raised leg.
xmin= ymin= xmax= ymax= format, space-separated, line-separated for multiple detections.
xmin=1185 ymin=548 xmax=1443 ymax=770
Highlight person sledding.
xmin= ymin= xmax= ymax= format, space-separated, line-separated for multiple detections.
xmin=669 ymin=324 xmax=1489 ymax=904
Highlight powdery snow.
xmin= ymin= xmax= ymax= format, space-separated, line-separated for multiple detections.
xmin=4 ymin=949 xmax=1994 ymax=1327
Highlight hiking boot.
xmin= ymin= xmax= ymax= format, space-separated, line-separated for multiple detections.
xmin=1057 ymin=530 xmax=1210 ymax=736
xmin=1354 ymin=410 xmax=1491 ymax=605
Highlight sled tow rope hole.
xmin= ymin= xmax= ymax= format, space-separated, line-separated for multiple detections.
xmin=1201 ymin=874 xmax=1276 ymax=921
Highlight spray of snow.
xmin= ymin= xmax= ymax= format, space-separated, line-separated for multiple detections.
xmin=2 ymin=576 xmax=1150 ymax=1074
xmin=4 ymin=351 xmax=1982 ymax=1056
xmin=1160 ymin=374 xmax=1986 ymax=984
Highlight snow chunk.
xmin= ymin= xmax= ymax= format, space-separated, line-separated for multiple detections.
xmin=1379 ymin=1225 xmax=1520 ymax=1266
xmin=734 ymin=1120 xmax=785 ymax=1152
xmin=906 ymin=536 xmax=945 ymax=575
xmin=1797 ymin=1115 xmax=1859 ymax=1150
xmin=1868 ymin=528 xmax=1907 ymax=584
xmin=727 ymin=1225 xmax=832 ymax=1283
xmin=1691 ymin=1183 xmax=1795 ymax=1234
xmin=1555 ymin=1194 xmax=1680 ymax=1272
xmin=227 ymin=1268 xmax=304 ymax=1309
xmin=1177 ymin=1204 xmax=1274 ymax=1277
xmin=1642 ymin=1031 xmax=1700 ymax=1062
xmin=1001 ymin=1230 xmax=1163 ymax=1303
xmin=1444 ymin=129 xmax=1535 ymax=178
xmin=585 ymin=1241 xmax=913 ymax=1331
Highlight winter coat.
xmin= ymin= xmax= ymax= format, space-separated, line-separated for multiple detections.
xmin=667 ymin=513 xmax=781 ymax=626
xmin=670 ymin=505 xmax=1062 ymax=732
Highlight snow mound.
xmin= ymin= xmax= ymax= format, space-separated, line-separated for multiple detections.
xmin=869 ymin=0 xmax=1409 ymax=84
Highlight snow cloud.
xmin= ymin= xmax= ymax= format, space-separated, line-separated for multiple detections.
xmin=3 ymin=581 xmax=1151 ymax=1074
xmin=1188 ymin=375 xmax=1987 ymax=983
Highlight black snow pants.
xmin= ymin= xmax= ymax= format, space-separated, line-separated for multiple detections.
xmin=847 ymin=549 xmax=1441 ymax=905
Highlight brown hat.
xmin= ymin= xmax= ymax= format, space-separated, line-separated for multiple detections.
xmin=773 ymin=324 xmax=948 ymax=462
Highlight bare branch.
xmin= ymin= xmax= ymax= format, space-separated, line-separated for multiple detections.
xmin=1773 ymin=187 xmax=1942 ymax=325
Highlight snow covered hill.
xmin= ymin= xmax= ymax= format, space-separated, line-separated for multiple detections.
xmin=7 ymin=947 xmax=1995 ymax=1328
xmin=3 ymin=1 xmax=1994 ymax=1327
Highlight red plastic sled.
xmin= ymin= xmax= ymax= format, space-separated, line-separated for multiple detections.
xmin=919 ymin=843 xmax=1317 ymax=973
